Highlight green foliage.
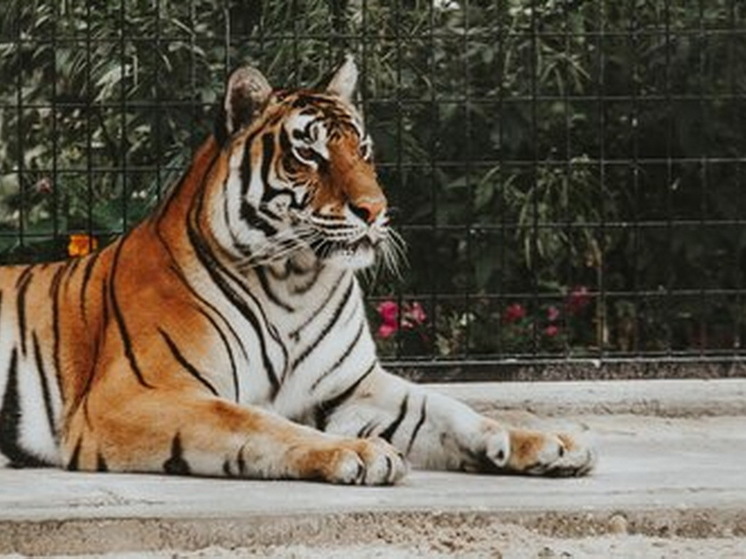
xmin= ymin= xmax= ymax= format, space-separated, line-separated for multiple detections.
xmin=1 ymin=0 xmax=745 ymax=357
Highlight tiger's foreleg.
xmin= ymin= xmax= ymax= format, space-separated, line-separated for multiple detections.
xmin=320 ymin=367 xmax=596 ymax=477
xmin=63 ymin=389 xmax=406 ymax=484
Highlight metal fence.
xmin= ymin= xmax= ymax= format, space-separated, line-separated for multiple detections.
xmin=1 ymin=1 xmax=745 ymax=380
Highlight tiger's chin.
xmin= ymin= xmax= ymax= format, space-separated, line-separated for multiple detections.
xmin=326 ymin=248 xmax=376 ymax=270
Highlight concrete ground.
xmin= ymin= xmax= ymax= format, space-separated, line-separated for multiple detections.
xmin=1 ymin=379 xmax=745 ymax=558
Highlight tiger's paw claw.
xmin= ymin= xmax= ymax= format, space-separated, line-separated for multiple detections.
xmin=514 ymin=430 xmax=597 ymax=477
xmin=326 ymin=437 xmax=408 ymax=485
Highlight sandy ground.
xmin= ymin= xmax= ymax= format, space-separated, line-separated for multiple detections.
xmin=3 ymin=381 xmax=745 ymax=558
xmin=10 ymin=526 xmax=745 ymax=559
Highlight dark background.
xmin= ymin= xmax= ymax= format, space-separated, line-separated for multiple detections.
xmin=1 ymin=0 xmax=745 ymax=379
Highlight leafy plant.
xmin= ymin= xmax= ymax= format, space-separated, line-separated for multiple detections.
xmin=1 ymin=0 xmax=744 ymax=357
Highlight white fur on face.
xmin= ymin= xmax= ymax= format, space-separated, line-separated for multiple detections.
xmin=284 ymin=113 xmax=330 ymax=168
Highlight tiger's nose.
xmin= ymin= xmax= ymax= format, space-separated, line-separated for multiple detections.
xmin=350 ymin=198 xmax=386 ymax=224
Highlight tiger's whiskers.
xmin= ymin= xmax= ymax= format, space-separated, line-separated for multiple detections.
xmin=235 ymin=226 xmax=321 ymax=270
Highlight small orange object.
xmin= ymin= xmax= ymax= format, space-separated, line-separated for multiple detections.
xmin=68 ymin=233 xmax=98 ymax=257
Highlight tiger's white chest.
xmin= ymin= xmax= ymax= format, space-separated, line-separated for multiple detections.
xmin=238 ymin=262 xmax=378 ymax=422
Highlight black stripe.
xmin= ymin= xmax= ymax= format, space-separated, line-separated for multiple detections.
xmin=261 ymin=185 xmax=304 ymax=210
xmin=96 ymin=452 xmax=108 ymax=472
xmin=73 ymin=263 xmax=105 ymax=426
xmin=240 ymin=200 xmax=278 ymax=236
xmin=82 ymin=392 xmax=95 ymax=429
xmin=313 ymin=221 xmax=354 ymax=231
xmin=222 ymin=176 xmax=254 ymax=256
xmin=356 ymin=419 xmax=377 ymax=438
xmin=310 ymin=320 xmax=365 ymax=391
xmin=260 ymin=205 xmax=282 ymax=221
xmin=314 ymin=362 xmax=376 ymax=431
xmin=255 ymin=267 xmax=294 ymax=312
xmin=187 ymin=222 xmax=282 ymax=395
xmin=163 ymin=433 xmax=191 ymax=475
xmin=187 ymin=148 xmax=287 ymax=394
xmin=79 ymin=251 xmax=99 ymax=324
xmin=292 ymin=94 xmax=338 ymax=110
xmin=155 ymin=226 xmax=244 ymax=400
xmin=0 ymin=348 xmax=47 ymax=467
xmin=62 ymin=258 xmax=81 ymax=313
xmin=15 ymin=266 xmax=34 ymax=356
xmin=292 ymin=279 xmax=354 ymax=369
xmin=406 ymin=397 xmax=428 ymax=456
xmin=280 ymin=127 xmax=325 ymax=171
xmin=48 ymin=265 xmax=67 ymax=313
xmin=244 ymin=237 xmax=298 ymax=270
xmin=66 ymin=253 xmax=83 ymax=278
xmin=259 ymin=132 xmax=274 ymax=186
xmin=260 ymin=130 xmax=304 ymax=208
xmin=49 ymin=264 xmax=67 ymax=402
xmin=195 ymin=305 xmax=240 ymax=401
xmin=279 ymin=126 xmax=295 ymax=151
xmin=109 ymin=238 xmax=154 ymax=389
xmin=31 ymin=332 xmax=56 ymax=440
xmin=158 ymin=328 xmax=219 ymax=396
xmin=310 ymin=212 xmax=350 ymax=224
xmin=14 ymin=264 xmax=35 ymax=289
xmin=239 ymin=133 xmax=257 ymax=196
xmin=66 ymin=437 xmax=82 ymax=471
xmin=279 ymin=126 xmax=307 ymax=173
xmin=342 ymin=296 xmax=362 ymax=327
xmin=237 ymin=447 xmax=247 ymax=476
xmin=379 ymin=395 xmax=410 ymax=443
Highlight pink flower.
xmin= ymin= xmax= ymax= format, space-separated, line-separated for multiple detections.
xmin=566 ymin=286 xmax=592 ymax=315
xmin=547 ymin=305 xmax=560 ymax=322
xmin=404 ymin=302 xmax=427 ymax=327
xmin=502 ymin=303 xmax=526 ymax=324
xmin=544 ymin=324 xmax=560 ymax=337
xmin=377 ymin=301 xmax=399 ymax=325
xmin=376 ymin=300 xmax=428 ymax=338
xmin=377 ymin=323 xmax=398 ymax=339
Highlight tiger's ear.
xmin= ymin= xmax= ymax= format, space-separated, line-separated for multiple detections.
xmin=215 ymin=66 xmax=272 ymax=145
xmin=324 ymin=54 xmax=358 ymax=103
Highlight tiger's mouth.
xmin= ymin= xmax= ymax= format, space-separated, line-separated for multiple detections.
xmin=309 ymin=236 xmax=379 ymax=268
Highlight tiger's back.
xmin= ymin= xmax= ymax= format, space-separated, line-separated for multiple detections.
xmin=0 ymin=135 xmax=225 ymax=466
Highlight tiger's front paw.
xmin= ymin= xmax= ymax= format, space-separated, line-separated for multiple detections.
xmin=508 ymin=429 xmax=596 ymax=477
xmin=454 ymin=420 xmax=512 ymax=473
xmin=318 ymin=437 xmax=409 ymax=485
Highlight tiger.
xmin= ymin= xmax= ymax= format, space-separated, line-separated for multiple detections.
xmin=0 ymin=56 xmax=595 ymax=483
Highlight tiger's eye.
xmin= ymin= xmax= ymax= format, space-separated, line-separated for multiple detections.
xmin=296 ymin=147 xmax=316 ymax=161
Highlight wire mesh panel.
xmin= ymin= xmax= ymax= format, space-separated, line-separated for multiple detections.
xmin=0 ymin=0 xmax=745 ymax=379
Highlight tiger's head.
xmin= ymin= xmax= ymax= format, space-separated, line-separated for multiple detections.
xmin=211 ymin=56 xmax=400 ymax=272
